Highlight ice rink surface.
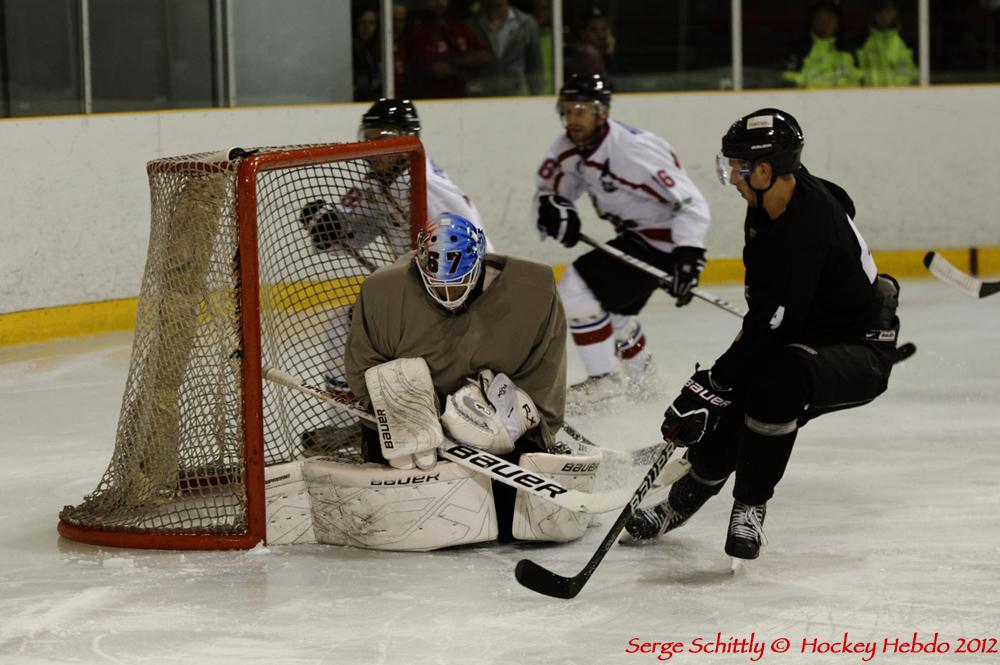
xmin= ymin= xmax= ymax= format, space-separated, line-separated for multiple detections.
xmin=1 ymin=281 xmax=998 ymax=665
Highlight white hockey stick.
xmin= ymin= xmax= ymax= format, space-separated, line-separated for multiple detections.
xmin=263 ymin=366 xmax=690 ymax=514
xmin=924 ymin=251 xmax=1000 ymax=299
xmin=578 ymin=233 xmax=748 ymax=318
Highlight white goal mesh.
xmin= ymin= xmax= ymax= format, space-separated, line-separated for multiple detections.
xmin=59 ymin=139 xmax=426 ymax=549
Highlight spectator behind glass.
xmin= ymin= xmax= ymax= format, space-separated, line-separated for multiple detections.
xmin=533 ymin=0 xmax=554 ymax=94
xmin=393 ymin=3 xmax=410 ymax=97
xmin=353 ymin=6 xmax=382 ymax=101
xmin=855 ymin=0 xmax=918 ymax=86
xmin=565 ymin=7 xmax=617 ymax=78
xmin=404 ymin=0 xmax=493 ymax=99
xmin=783 ymin=1 xmax=861 ymax=88
xmin=467 ymin=0 xmax=543 ymax=96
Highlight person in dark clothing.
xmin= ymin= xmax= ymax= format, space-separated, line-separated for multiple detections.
xmin=353 ymin=7 xmax=382 ymax=101
xmin=625 ymin=108 xmax=901 ymax=562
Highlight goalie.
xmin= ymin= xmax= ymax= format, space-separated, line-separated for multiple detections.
xmin=299 ymin=98 xmax=495 ymax=409
xmin=339 ymin=212 xmax=595 ymax=547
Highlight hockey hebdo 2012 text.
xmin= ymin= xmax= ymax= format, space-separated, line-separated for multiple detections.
xmin=624 ymin=632 xmax=998 ymax=662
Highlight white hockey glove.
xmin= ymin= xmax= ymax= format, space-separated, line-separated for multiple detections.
xmin=535 ymin=194 xmax=581 ymax=248
xmin=365 ymin=358 xmax=443 ymax=470
xmin=441 ymin=370 xmax=540 ymax=455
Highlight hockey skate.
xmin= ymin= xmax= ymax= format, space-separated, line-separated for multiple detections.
xmin=725 ymin=500 xmax=767 ymax=561
xmin=615 ymin=319 xmax=659 ymax=395
xmin=622 ymin=472 xmax=719 ymax=542
xmin=566 ymin=372 xmax=623 ymax=411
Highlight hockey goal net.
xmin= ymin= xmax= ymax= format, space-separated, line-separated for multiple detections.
xmin=58 ymin=138 xmax=426 ymax=549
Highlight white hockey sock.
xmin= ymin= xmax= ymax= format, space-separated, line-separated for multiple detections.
xmin=570 ymin=315 xmax=617 ymax=377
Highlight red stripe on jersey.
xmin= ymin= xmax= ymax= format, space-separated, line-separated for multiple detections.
xmin=580 ymin=159 xmax=671 ymax=205
xmin=571 ymin=321 xmax=614 ymax=346
xmin=638 ymin=228 xmax=673 ymax=243
xmin=556 ymin=146 xmax=580 ymax=163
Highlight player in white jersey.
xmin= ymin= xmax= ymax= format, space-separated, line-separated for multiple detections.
xmin=299 ymin=98 xmax=492 ymax=259
xmin=533 ymin=74 xmax=711 ymax=405
xmin=297 ymin=99 xmax=494 ymax=405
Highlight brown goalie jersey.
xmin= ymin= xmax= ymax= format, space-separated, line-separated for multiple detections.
xmin=344 ymin=252 xmax=567 ymax=447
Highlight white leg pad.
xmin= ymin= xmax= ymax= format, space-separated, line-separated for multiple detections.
xmin=512 ymin=453 xmax=601 ymax=542
xmin=265 ymin=461 xmax=317 ymax=545
xmin=303 ymin=458 xmax=498 ymax=551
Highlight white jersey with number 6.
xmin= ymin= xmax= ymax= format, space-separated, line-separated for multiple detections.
xmin=535 ymin=119 xmax=710 ymax=253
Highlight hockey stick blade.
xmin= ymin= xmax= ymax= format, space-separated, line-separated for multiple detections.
xmin=893 ymin=342 xmax=916 ymax=363
xmin=515 ymin=443 xmax=689 ymax=599
xmin=924 ymin=251 xmax=1000 ymax=298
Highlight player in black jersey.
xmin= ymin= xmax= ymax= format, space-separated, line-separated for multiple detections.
xmin=625 ymin=108 xmax=901 ymax=560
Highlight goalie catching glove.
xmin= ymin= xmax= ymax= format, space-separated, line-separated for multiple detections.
xmin=441 ymin=369 xmax=540 ymax=454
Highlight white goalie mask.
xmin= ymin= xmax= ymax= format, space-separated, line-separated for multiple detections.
xmin=415 ymin=213 xmax=487 ymax=311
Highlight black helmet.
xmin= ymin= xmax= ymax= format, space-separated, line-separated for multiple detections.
xmin=721 ymin=108 xmax=803 ymax=175
xmin=558 ymin=73 xmax=612 ymax=108
xmin=359 ymin=98 xmax=420 ymax=137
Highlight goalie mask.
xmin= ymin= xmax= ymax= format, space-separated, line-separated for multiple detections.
xmin=415 ymin=213 xmax=486 ymax=311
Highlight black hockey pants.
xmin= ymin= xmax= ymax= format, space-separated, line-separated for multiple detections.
xmin=688 ymin=339 xmax=897 ymax=505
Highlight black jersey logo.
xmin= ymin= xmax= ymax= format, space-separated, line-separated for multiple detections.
xmin=599 ymin=159 xmax=618 ymax=193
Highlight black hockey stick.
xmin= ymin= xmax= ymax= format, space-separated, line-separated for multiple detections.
xmin=923 ymin=251 xmax=1000 ymax=298
xmin=893 ymin=342 xmax=916 ymax=363
xmin=515 ymin=440 xmax=684 ymax=599
xmin=578 ymin=233 xmax=748 ymax=318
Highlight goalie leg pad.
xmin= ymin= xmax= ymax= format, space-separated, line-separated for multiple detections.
xmin=512 ymin=452 xmax=601 ymax=542
xmin=303 ymin=458 xmax=498 ymax=551
xmin=365 ymin=357 xmax=443 ymax=469
xmin=265 ymin=461 xmax=317 ymax=545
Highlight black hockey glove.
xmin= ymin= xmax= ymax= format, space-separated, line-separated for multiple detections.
xmin=669 ymin=246 xmax=706 ymax=307
xmin=661 ymin=366 xmax=733 ymax=447
xmin=536 ymin=195 xmax=581 ymax=248
xmin=299 ymin=199 xmax=352 ymax=252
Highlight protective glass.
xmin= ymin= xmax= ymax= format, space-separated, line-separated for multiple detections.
xmin=716 ymin=152 xmax=751 ymax=185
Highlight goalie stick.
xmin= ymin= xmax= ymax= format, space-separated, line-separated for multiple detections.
xmin=515 ymin=439 xmax=686 ymax=599
xmin=923 ymin=251 xmax=1000 ymax=299
xmin=262 ymin=365 xmax=689 ymax=515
